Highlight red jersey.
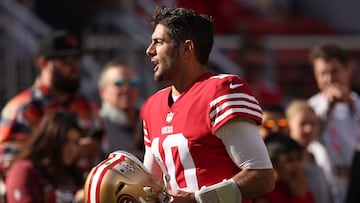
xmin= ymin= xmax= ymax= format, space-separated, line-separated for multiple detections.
xmin=141 ymin=73 xmax=262 ymax=193
xmin=0 ymin=84 xmax=103 ymax=142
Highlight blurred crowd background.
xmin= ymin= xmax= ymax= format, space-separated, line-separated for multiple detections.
xmin=1 ymin=0 xmax=360 ymax=109
xmin=1 ymin=1 xmax=360 ymax=203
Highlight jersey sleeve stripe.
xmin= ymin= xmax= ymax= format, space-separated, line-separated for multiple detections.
xmin=143 ymin=128 xmax=148 ymax=136
xmin=143 ymin=120 xmax=151 ymax=146
xmin=144 ymin=136 xmax=151 ymax=144
xmin=209 ymin=93 xmax=258 ymax=108
xmin=210 ymin=100 xmax=262 ymax=118
xmin=209 ymin=93 xmax=262 ymax=127
xmin=211 ymin=108 xmax=263 ymax=127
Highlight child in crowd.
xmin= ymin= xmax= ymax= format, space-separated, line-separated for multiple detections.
xmin=254 ymin=133 xmax=315 ymax=203
xmin=286 ymin=99 xmax=335 ymax=203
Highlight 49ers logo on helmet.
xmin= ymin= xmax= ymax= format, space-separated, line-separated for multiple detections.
xmin=118 ymin=195 xmax=136 ymax=203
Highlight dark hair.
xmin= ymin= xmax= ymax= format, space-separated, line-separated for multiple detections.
xmin=17 ymin=110 xmax=83 ymax=187
xmin=18 ymin=110 xmax=82 ymax=167
xmin=262 ymin=103 xmax=285 ymax=115
xmin=264 ymin=133 xmax=302 ymax=163
xmin=309 ymin=43 xmax=349 ymax=66
xmin=151 ymin=6 xmax=214 ymax=65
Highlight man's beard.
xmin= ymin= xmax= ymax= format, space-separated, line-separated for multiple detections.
xmin=51 ymin=66 xmax=80 ymax=94
xmin=155 ymin=50 xmax=180 ymax=82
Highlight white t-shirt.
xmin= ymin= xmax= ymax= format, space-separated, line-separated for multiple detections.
xmin=308 ymin=91 xmax=360 ymax=203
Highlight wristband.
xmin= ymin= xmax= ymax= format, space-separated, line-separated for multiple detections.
xmin=194 ymin=179 xmax=242 ymax=203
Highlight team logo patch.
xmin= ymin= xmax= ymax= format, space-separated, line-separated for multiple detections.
xmin=118 ymin=195 xmax=136 ymax=203
xmin=166 ymin=112 xmax=174 ymax=123
xmin=114 ymin=161 xmax=137 ymax=174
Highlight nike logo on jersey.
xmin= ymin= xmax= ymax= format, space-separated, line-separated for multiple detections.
xmin=229 ymin=83 xmax=243 ymax=89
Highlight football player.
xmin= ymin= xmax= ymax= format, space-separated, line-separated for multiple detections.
xmin=141 ymin=6 xmax=275 ymax=203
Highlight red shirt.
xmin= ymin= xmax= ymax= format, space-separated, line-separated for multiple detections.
xmin=0 ymin=84 xmax=103 ymax=142
xmin=254 ymin=182 xmax=315 ymax=203
xmin=141 ymin=73 xmax=262 ymax=202
xmin=6 ymin=160 xmax=82 ymax=203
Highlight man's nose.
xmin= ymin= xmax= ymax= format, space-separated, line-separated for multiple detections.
xmin=146 ymin=43 xmax=155 ymax=56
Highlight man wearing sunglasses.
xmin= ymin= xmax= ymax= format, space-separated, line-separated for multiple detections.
xmin=0 ymin=30 xmax=104 ymax=178
xmin=98 ymin=60 xmax=144 ymax=159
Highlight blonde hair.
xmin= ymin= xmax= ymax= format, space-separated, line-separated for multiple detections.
xmin=285 ymin=99 xmax=316 ymax=121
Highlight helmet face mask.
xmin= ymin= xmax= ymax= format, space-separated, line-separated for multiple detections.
xmin=84 ymin=151 xmax=170 ymax=203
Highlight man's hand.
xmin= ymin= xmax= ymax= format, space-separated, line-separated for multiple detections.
xmin=324 ymin=83 xmax=351 ymax=103
xmin=168 ymin=190 xmax=196 ymax=203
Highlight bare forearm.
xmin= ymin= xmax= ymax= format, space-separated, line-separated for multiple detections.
xmin=232 ymin=169 xmax=275 ymax=200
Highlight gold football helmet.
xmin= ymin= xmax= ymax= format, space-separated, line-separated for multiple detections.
xmin=84 ymin=150 xmax=169 ymax=203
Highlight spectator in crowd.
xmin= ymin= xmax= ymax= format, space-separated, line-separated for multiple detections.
xmin=142 ymin=6 xmax=274 ymax=203
xmin=0 ymin=30 xmax=104 ymax=178
xmin=308 ymin=43 xmax=360 ymax=203
xmin=254 ymin=133 xmax=315 ymax=203
xmin=258 ymin=104 xmax=289 ymax=139
xmin=6 ymin=111 xmax=84 ymax=203
xmin=346 ymin=143 xmax=360 ymax=203
xmin=97 ymin=60 xmax=144 ymax=158
xmin=286 ymin=99 xmax=335 ymax=203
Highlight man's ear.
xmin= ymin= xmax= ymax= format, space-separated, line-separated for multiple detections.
xmin=182 ymin=40 xmax=194 ymax=56
xmin=34 ymin=56 xmax=48 ymax=70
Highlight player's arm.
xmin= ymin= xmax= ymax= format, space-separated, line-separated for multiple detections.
xmin=143 ymin=146 xmax=163 ymax=180
xmin=215 ymin=117 xmax=275 ymax=200
xmin=169 ymin=118 xmax=274 ymax=203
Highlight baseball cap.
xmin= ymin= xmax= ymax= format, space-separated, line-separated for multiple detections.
xmin=36 ymin=30 xmax=83 ymax=58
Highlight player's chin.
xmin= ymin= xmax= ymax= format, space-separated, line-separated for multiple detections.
xmin=154 ymin=72 xmax=166 ymax=82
